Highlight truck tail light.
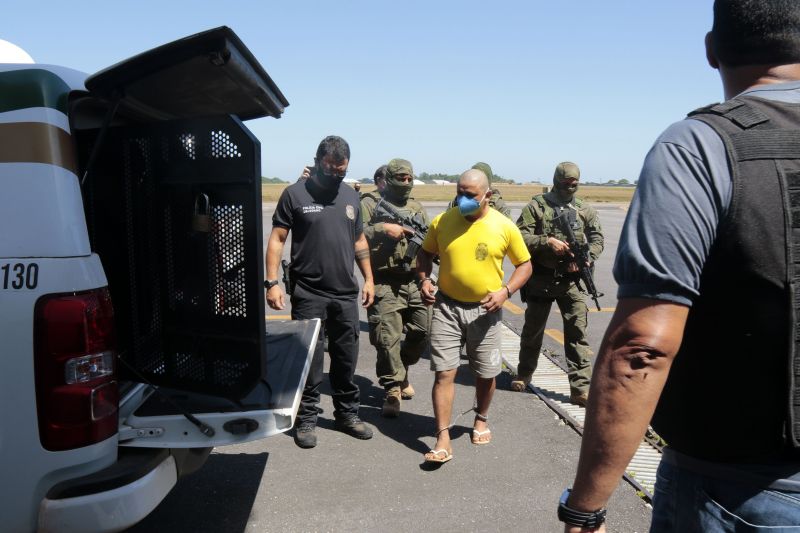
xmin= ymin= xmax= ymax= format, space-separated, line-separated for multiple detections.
xmin=34 ymin=288 xmax=119 ymax=451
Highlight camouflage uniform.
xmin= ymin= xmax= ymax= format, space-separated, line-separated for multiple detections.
xmin=516 ymin=164 xmax=603 ymax=397
xmin=360 ymin=189 xmax=381 ymax=222
xmin=362 ymin=159 xmax=432 ymax=414
xmin=448 ymin=162 xmax=511 ymax=218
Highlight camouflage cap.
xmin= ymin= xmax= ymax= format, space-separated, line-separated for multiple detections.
xmin=554 ymin=161 xmax=580 ymax=181
xmin=471 ymin=162 xmax=493 ymax=184
xmin=387 ymin=158 xmax=414 ymax=179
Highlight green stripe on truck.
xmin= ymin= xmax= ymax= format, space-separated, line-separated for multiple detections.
xmin=0 ymin=69 xmax=71 ymax=114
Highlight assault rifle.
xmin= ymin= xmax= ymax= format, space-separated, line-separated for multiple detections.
xmin=554 ymin=209 xmax=603 ymax=311
xmin=373 ymin=199 xmax=429 ymax=272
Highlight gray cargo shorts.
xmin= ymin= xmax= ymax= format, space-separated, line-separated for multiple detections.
xmin=429 ymin=292 xmax=502 ymax=378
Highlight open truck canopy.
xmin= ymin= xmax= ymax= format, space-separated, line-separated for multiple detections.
xmin=85 ymin=26 xmax=289 ymax=121
xmin=73 ymin=27 xmax=312 ymax=447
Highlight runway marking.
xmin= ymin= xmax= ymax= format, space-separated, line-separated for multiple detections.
xmin=266 ymin=314 xmax=291 ymax=320
xmin=503 ymin=300 xmax=525 ymax=314
xmin=544 ymin=329 xmax=565 ymax=345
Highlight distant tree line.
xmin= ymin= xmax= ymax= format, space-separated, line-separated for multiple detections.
xmin=262 ymin=174 xmax=635 ymax=186
xmin=582 ymin=179 xmax=637 ymax=186
xmin=417 ymin=172 xmax=517 ymax=184
xmin=262 ymin=177 xmax=289 ymax=184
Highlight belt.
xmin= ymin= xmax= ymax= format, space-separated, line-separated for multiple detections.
xmin=437 ymin=290 xmax=483 ymax=308
xmin=373 ymin=272 xmax=416 ymax=284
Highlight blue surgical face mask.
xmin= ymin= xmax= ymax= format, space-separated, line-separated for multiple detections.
xmin=457 ymin=192 xmax=486 ymax=216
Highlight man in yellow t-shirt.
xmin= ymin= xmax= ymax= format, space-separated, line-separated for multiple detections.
xmin=417 ymin=168 xmax=532 ymax=464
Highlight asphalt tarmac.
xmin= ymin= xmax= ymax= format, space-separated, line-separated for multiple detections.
xmin=129 ymin=201 xmax=651 ymax=533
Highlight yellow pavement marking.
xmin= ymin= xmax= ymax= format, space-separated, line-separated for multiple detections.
xmin=266 ymin=315 xmax=291 ymax=320
xmin=544 ymin=329 xmax=565 ymax=345
xmin=503 ymin=300 xmax=525 ymax=314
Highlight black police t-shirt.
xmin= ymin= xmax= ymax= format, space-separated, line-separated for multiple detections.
xmin=273 ymin=179 xmax=362 ymax=298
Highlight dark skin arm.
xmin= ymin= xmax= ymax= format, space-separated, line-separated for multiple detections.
xmin=564 ymin=298 xmax=688 ymax=533
xmin=479 ymin=260 xmax=532 ymax=312
xmin=265 ymin=226 xmax=289 ymax=310
xmin=417 ymin=248 xmax=437 ymax=305
xmin=355 ymin=233 xmax=375 ymax=307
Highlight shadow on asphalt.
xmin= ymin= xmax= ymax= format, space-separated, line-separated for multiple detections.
xmin=352 ymin=374 xmax=473 ymax=455
xmin=126 ymin=452 xmax=268 ymax=533
xmin=298 ymin=349 xmax=519 ymax=463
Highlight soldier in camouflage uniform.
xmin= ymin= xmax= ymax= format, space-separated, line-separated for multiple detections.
xmin=448 ymin=162 xmax=511 ymax=218
xmin=359 ymin=164 xmax=387 ymax=211
xmin=512 ymin=162 xmax=603 ymax=406
xmin=362 ymin=159 xmax=432 ymax=417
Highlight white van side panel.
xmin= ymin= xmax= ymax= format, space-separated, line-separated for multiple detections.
xmin=0 ymin=163 xmax=91 ymax=258
xmin=0 ymin=254 xmax=115 ymax=533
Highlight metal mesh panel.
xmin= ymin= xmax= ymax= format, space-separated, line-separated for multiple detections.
xmin=211 ymin=204 xmax=247 ymax=317
xmin=81 ymin=115 xmax=265 ymax=399
xmin=209 ymin=129 xmax=242 ymax=159
xmin=179 ymin=133 xmax=197 ymax=160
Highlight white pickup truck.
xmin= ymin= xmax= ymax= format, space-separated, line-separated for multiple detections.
xmin=0 ymin=27 xmax=317 ymax=532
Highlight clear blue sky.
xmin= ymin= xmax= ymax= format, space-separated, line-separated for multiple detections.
xmin=5 ymin=1 xmax=720 ymax=183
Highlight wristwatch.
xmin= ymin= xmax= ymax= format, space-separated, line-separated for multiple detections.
xmin=557 ymin=489 xmax=606 ymax=528
xmin=264 ymin=279 xmax=279 ymax=290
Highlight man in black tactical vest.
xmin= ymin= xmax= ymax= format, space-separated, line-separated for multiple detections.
xmin=361 ymin=159 xmax=432 ymax=417
xmin=560 ymin=2 xmax=800 ymax=531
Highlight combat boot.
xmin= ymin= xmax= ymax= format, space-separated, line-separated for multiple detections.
xmin=293 ymin=421 xmax=317 ymax=449
xmin=382 ymin=387 xmax=402 ymax=418
xmin=570 ymin=390 xmax=589 ymax=408
xmin=400 ymin=379 xmax=415 ymax=400
xmin=334 ymin=414 xmax=373 ymax=439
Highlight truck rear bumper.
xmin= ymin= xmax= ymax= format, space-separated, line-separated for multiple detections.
xmin=38 ymin=453 xmax=177 ymax=533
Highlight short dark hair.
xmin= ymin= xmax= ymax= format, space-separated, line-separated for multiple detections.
xmin=315 ymin=135 xmax=350 ymax=162
xmin=373 ymin=164 xmax=388 ymax=184
xmin=712 ymin=0 xmax=800 ymax=67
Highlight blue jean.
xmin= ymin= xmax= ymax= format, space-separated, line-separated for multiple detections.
xmin=651 ymin=459 xmax=800 ymax=532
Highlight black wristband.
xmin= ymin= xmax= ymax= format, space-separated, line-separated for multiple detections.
xmin=557 ymin=489 xmax=606 ymax=528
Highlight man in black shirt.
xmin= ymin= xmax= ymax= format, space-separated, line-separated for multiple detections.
xmin=265 ymin=135 xmax=375 ymax=449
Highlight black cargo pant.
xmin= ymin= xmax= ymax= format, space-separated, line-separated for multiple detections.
xmin=291 ymin=283 xmax=361 ymax=425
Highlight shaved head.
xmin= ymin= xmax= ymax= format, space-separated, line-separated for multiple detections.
xmin=458 ymin=169 xmax=490 ymax=193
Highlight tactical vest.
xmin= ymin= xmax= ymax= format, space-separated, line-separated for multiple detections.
xmin=367 ymin=198 xmax=425 ymax=274
xmin=360 ymin=191 xmax=380 ymax=204
xmin=652 ymin=96 xmax=800 ymax=462
xmin=527 ymin=194 xmax=588 ymax=271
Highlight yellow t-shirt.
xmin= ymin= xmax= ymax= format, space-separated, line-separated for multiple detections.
xmin=422 ymin=207 xmax=531 ymax=303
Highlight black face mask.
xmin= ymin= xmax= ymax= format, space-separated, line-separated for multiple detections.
xmin=553 ymin=179 xmax=578 ymax=201
xmin=316 ymin=170 xmax=344 ymax=190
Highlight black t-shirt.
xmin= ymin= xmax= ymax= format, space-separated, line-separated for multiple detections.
xmin=273 ymin=179 xmax=362 ymax=298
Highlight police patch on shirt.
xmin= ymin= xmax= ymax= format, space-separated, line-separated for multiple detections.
xmin=475 ymin=243 xmax=488 ymax=261
xmin=346 ymin=205 xmax=355 ymax=220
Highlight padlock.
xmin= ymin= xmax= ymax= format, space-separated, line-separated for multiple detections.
xmin=192 ymin=193 xmax=212 ymax=233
